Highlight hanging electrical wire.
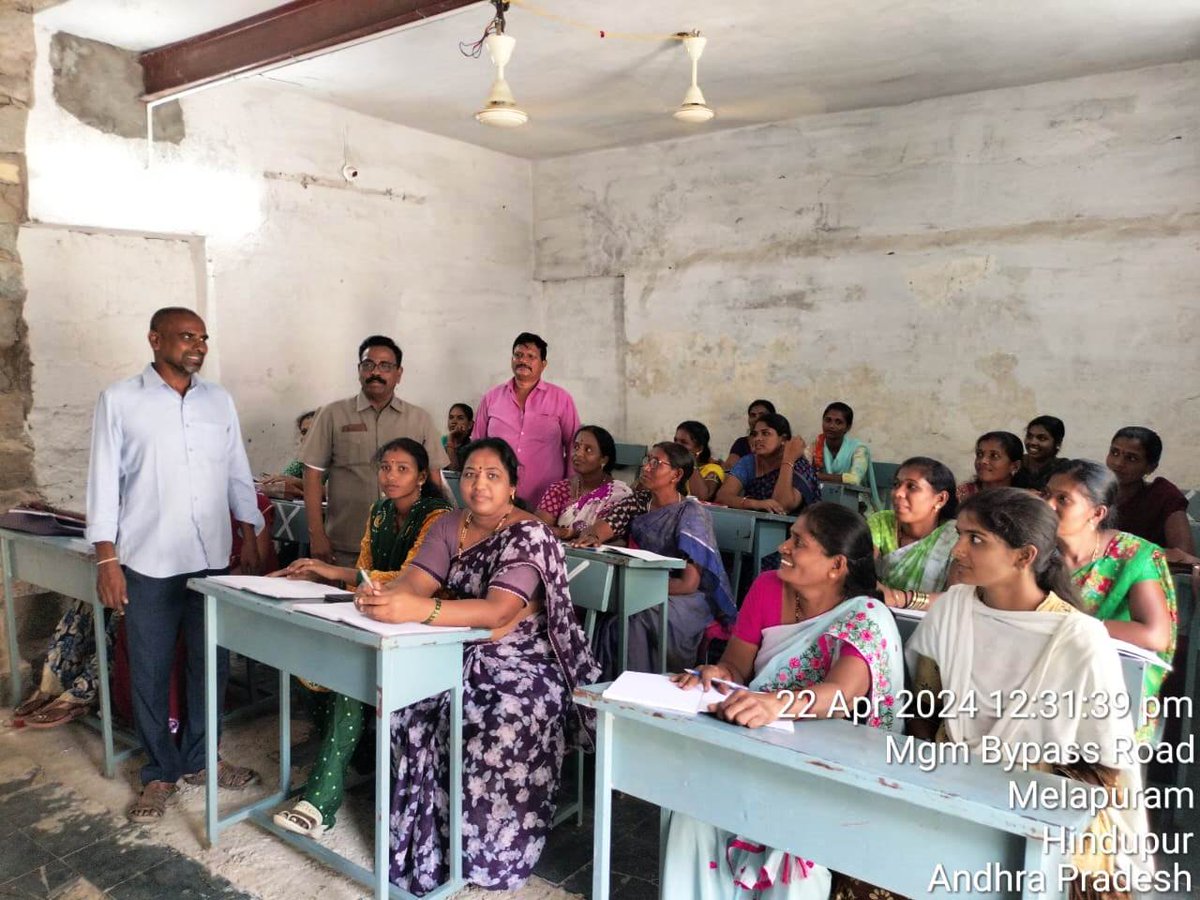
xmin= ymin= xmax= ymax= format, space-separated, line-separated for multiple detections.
xmin=460 ymin=0 xmax=509 ymax=58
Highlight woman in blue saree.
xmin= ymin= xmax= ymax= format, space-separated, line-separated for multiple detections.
xmin=576 ymin=441 xmax=736 ymax=675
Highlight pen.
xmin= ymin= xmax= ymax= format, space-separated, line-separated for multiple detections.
xmin=684 ymin=668 xmax=751 ymax=692
xmin=357 ymin=568 xmax=376 ymax=591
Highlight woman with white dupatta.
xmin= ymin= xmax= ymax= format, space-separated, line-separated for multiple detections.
xmin=835 ymin=488 xmax=1152 ymax=900
xmin=662 ymin=503 xmax=905 ymax=900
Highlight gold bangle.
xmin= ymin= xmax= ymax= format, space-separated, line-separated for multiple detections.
xmin=96 ymin=557 xmax=120 ymax=567
xmin=422 ymin=598 xmax=442 ymax=625
xmin=910 ymin=592 xmax=930 ymax=611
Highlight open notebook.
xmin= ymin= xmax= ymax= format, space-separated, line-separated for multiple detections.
xmin=291 ymin=602 xmax=471 ymax=638
xmin=602 ymin=671 xmax=794 ymax=733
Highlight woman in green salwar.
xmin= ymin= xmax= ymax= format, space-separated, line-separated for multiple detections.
xmin=1045 ymin=459 xmax=1176 ymax=741
xmin=868 ymin=457 xmax=960 ymax=607
xmin=269 ymin=437 xmax=452 ymax=838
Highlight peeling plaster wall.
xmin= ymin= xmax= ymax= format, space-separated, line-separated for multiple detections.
xmin=23 ymin=25 xmax=533 ymax=497
xmin=533 ymin=61 xmax=1200 ymax=486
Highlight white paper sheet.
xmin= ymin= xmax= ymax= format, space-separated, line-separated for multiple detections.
xmin=291 ymin=602 xmax=471 ymax=637
xmin=597 ymin=545 xmax=678 ymax=563
xmin=207 ymin=575 xmax=345 ymax=600
xmin=601 ymin=671 xmax=793 ymax=732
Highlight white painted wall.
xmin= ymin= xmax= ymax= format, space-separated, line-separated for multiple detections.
xmin=20 ymin=227 xmax=200 ymax=506
xmin=23 ymin=23 xmax=534 ymax=499
xmin=532 ymin=61 xmax=1200 ymax=486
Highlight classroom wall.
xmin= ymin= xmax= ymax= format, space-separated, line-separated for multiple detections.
xmin=21 ymin=24 xmax=534 ymax=504
xmin=533 ymin=60 xmax=1200 ymax=487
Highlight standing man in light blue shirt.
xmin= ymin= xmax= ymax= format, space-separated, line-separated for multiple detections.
xmin=86 ymin=306 xmax=265 ymax=823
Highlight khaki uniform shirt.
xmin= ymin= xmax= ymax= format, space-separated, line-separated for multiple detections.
xmin=301 ymin=392 xmax=449 ymax=555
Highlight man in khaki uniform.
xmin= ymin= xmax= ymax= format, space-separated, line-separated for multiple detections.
xmin=301 ymin=335 xmax=448 ymax=565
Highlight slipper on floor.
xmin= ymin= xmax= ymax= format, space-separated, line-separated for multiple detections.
xmin=14 ymin=690 xmax=56 ymax=719
xmin=24 ymin=698 xmax=90 ymax=729
xmin=273 ymin=800 xmax=325 ymax=838
xmin=127 ymin=780 xmax=178 ymax=823
xmin=182 ymin=760 xmax=261 ymax=790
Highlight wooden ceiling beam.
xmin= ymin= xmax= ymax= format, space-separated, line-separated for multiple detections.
xmin=140 ymin=0 xmax=484 ymax=101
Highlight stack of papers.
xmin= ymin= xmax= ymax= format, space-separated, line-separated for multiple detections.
xmin=601 ymin=671 xmax=793 ymax=732
xmin=292 ymin=602 xmax=471 ymax=638
xmin=207 ymin=575 xmax=346 ymax=600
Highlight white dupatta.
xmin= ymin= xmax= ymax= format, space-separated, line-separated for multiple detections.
xmin=906 ymin=584 xmax=1152 ymax=877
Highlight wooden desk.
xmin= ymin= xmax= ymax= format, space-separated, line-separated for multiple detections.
xmin=192 ymin=578 xmax=489 ymax=900
xmin=564 ymin=547 xmax=684 ymax=674
xmin=577 ymin=685 xmax=1089 ymax=900
xmin=1 ymin=528 xmax=138 ymax=777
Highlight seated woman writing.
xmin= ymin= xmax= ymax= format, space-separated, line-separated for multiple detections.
xmin=575 ymin=442 xmax=735 ymax=675
xmin=715 ymin=413 xmax=821 ymax=515
xmin=1046 ymin=459 xmax=1175 ymax=741
xmin=723 ymin=398 xmax=775 ymax=471
xmin=869 ymin=456 xmax=959 ymax=609
xmin=270 ymin=438 xmax=451 ymax=839
xmin=258 ymin=409 xmax=316 ymax=500
xmin=1016 ymin=414 xmax=1065 ymax=492
xmin=354 ymin=438 xmax=599 ymax=894
xmin=955 ymin=430 xmax=1023 ymax=503
xmin=534 ymin=424 xmax=632 ymax=540
xmin=835 ymin=488 xmax=1154 ymax=900
xmin=811 ymin=402 xmax=879 ymax=507
xmin=674 ymin=420 xmax=725 ymax=502
xmin=663 ymin=503 xmax=904 ymax=898
xmin=1107 ymin=426 xmax=1196 ymax=565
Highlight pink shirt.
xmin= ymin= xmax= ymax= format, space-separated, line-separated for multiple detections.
xmin=732 ymin=571 xmax=867 ymax=673
xmin=472 ymin=378 xmax=581 ymax=506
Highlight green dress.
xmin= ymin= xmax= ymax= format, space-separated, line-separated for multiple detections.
xmin=301 ymin=495 xmax=452 ymax=826
xmin=867 ymin=510 xmax=958 ymax=592
xmin=1072 ymin=531 xmax=1177 ymax=742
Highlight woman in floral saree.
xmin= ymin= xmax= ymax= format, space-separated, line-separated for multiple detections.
xmin=663 ymin=503 xmax=904 ymax=899
xmin=356 ymin=438 xmax=599 ymax=894
xmin=534 ymin=424 xmax=632 ymax=539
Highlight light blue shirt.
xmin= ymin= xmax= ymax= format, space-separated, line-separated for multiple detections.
xmin=85 ymin=364 xmax=265 ymax=578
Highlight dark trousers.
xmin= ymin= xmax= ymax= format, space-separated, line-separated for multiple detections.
xmin=124 ymin=566 xmax=229 ymax=785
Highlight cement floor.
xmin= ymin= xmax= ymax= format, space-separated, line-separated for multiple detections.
xmin=0 ymin=694 xmax=659 ymax=900
xmin=3 ymin=689 xmax=1197 ymax=900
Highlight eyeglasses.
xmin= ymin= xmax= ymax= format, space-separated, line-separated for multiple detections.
xmin=640 ymin=457 xmax=669 ymax=471
xmin=512 ymin=351 xmax=541 ymax=363
xmin=359 ymin=360 xmax=397 ymax=373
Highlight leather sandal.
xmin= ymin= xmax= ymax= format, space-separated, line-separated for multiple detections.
xmin=273 ymin=800 xmax=325 ymax=838
xmin=24 ymin=697 xmax=90 ymax=729
xmin=182 ymin=760 xmax=261 ymax=790
xmin=14 ymin=689 xmax=56 ymax=719
xmin=127 ymin=780 xmax=178 ymax=823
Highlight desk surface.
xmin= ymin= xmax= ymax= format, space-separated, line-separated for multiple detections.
xmin=189 ymin=578 xmax=491 ymax=650
xmin=564 ymin=546 xmax=686 ymax=570
xmin=576 ymin=684 xmax=1087 ymax=839
xmin=0 ymin=527 xmax=94 ymax=557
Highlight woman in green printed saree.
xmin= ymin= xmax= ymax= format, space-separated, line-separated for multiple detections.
xmin=269 ymin=437 xmax=452 ymax=838
xmin=868 ymin=457 xmax=960 ymax=607
xmin=1045 ymin=459 xmax=1175 ymax=742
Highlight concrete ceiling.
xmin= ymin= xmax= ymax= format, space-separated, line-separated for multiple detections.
xmin=37 ymin=0 xmax=1200 ymax=159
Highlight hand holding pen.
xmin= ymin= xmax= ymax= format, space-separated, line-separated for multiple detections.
xmin=671 ymin=666 xmax=750 ymax=694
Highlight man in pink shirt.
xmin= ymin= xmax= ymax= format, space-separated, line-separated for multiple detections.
xmin=472 ymin=333 xmax=581 ymax=507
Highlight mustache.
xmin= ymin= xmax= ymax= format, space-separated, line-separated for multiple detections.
xmin=366 ymin=376 xmax=385 ymax=384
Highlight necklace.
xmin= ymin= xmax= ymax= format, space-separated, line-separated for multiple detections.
xmin=458 ymin=508 xmax=511 ymax=553
xmin=1090 ymin=530 xmax=1104 ymax=563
